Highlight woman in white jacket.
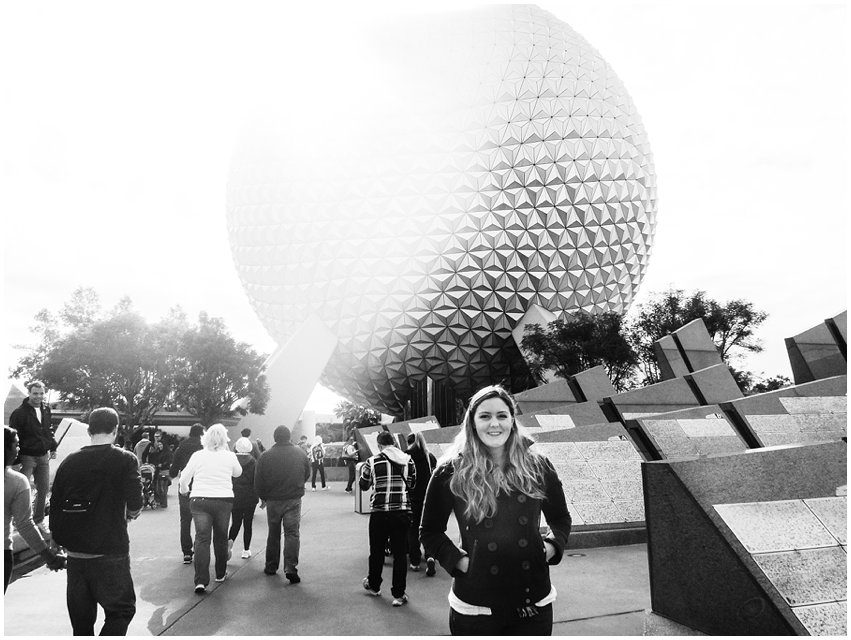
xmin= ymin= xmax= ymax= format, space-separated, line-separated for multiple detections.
xmin=179 ymin=424 xmax=242 ymax=593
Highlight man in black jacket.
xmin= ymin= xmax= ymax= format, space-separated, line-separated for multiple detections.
xmin=9 ymin=381 xmax=57 ymax=529
xmin=169 ymin=423 xmax=204 ymax=564
xmin=254 ymin=425 xmax=310 ymax=583
xmin=50 ymin=407 xmax=142 ymax=636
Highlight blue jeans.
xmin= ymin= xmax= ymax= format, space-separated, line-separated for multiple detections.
xmin=449 ymin=603 xmax=553 ymax=636
xmin=178 ymin=493 xmax=194 ymax=556
xmin=66 ymin=554 xmax=136 ymax=636
xmin=264 ymin=498 xmax=302 ymax=575
xmin=190 ymin=497 xmax=232 ymax=586
xmin=19 ymin=453 xmax=50 ymax=523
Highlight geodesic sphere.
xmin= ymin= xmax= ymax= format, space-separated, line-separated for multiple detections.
xmin=226 ymin=5 xmax=657 ymax=415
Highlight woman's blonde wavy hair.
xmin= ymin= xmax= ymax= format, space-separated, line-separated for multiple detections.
xmin=441 ymin=385 xmax=547 ymax=523
xmin=201 ymin=423 xmax=230 ymax=452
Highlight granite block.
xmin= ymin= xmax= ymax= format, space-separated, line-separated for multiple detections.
xmin=725 ymin=376 xmax=847 ymax=418
xmin=714 ymin=500 xmax=837 ymax=553
xmin=565 ymin=478 xmax=611 ymax=503
xmin=641 ymin=417 xmax=745 ymax=459
xmin=533 ymin=399 xmax=610 ymax=426
xmin=831 ymin=310 xmax=847 ymax=345
xmin=793 ymin=601 xmax=847 ymax=636
xmin=673 ymin=319 xmax=724 ymax=371
xmin=570 ymin=365 xmax=617 ymax=400
xmin=613 ymin=500 xmax=645 ymax=522
xmin=804 ymin=497 xmax=847 ymax=545
xmin=654 ymin=334 xmax=691 ymax=380
xmin=780 ymin=396 xmax=847 ymax=415
xmin=686 ymin=364 xmax=744 ymax=403
xmin=600 ymin=440 xmax=643 ymax=460
xmin=746 ymin=414 xmax=800 ymax=434
xmin=786 ymin=321 xmax=846 ymax=384
xmin=589 ymin=460 xmax=642 ymax=482
xmin=753 ymin=547 xmax=846 ymax=606
xmin=560 ymin=460 xmax=600 ymax=481
xmin=605 ymin=377 xmax=701 ymax=418
xmin=602 ymin=479 xmax=645 ymax=501
xmin=427 ymin=443 xmax=446 ymax=458
xmin=534 ymin=441 xmax=583 ymax=461
xmin=514 ymin=378 xmax=577 ymax=414
xmin=530 ymin=414 xmax=577 ymax=430
xmin=571 ymin=501 xmax=625 ymax=525
xmin=575 ymin=441 xmax=609 ymax=460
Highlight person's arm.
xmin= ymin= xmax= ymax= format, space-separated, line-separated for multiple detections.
xmin=11 ymin=479 xmax=49 ymax=553
xmin=124 ymin=453 xmax=144 ymax=520
xmin=419 ymin=463 xmax=467 ymax=576
xmin=540 ymin=458 xmax=571 ymax=564
xmin=358 ymin=458 xmax=372 ymax=491
xmin=178 ymin=452 xmax=199 ymax=495
xmin=253 ymin=457 xmax=267 ymax=500
xmin=302 ymin=452 xmax=310 ymax=482
xmin=408 ymin=458 xmax=417 ymax=489
xmin=168 ymin=444 xmax=183 ymax=478
xmin=231 ymin=452 xmax=242 ymax=478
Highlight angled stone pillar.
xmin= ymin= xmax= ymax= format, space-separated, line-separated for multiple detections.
xmin=235 ymin=313 xmax=337 ymax=450
xmin=785 ymin=312 xmax=847 ymax=385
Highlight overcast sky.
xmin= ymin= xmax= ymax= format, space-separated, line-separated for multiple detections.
xmin=2 ymin=1 xmax=847 ymax=411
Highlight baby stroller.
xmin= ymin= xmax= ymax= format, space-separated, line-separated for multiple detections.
xmin=140 ymin=463 xmax=159 ymax=509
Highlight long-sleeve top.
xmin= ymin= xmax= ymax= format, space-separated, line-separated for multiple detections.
xmin=359 ymin=446 xmax=417 ymax=512
xmin=169 ymin=436 xmax=203 ymax=478
xmin=4 ymin=468 xmax=48 ymax=553
xmin=420 ymin=455 xmax=571 ymax=611
xmin=178 ymin=449 xmax=242 ymax=498
xmin=254 ymin=443 xmax=310 ymax=502
xmin=232 ymin=453 xmax=259 ymax=508
xmin=49 ymin=444 xmax=143 ymax=555
xmin=9 ymin=399 xmax=56 ymax=456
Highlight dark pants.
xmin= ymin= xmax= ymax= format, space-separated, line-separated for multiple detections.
xmin=264 ymin=498 xmax=302 ymax=575
xmin=178 ymin=492 xmax=194 ymax=556
xmin=228 ymin=503 xmax=257 ymax=550
xmin=367 ymin=510 xmax=410 ymax=598
xmin=190 ymin=497 xmax=232 ymax=586
xmin=311 ymin=462 xmax=326 ymax=488
xmin=449 ymin=603 xmax=553 ymax=636
xmin=345 ymin=460 xmax=357 ymax=491
xmin=407 ymin=501 xmax=426 ymax=565
xmin=66 ymin=554 xmax=136 ymax=636
xmin=4 ymin=549 xmax=12 ymax=592
xmin=19 ymin=453 xmax=50 ymax=523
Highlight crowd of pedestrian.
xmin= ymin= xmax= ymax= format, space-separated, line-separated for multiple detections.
xmin=4 ymin=381 xmax=572 ymax=636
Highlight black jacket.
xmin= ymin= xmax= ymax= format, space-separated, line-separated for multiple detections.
xmin=50 ymin=444 xmax=143 ymax=555
xmin=420 ymin=456 xmax=571 ymax=610
xmin=9 ymin=399 xmax=56 ymax=456
xmin=254 ymin=442 xmax=310 ymax=501
xmin=169 ymin=436 xmax=203 ymax=478
xmin=232 ymin=453 xmax=259 ymax=508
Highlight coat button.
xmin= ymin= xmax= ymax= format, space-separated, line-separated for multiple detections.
xmin=525 ymin=598 xmax=531 ymax=604
xmin=517 ymin=495 xmax=527 ymax=503
xmin=518 ymin=515 xmax=528 ymax=525
xmin=518 ymin=538 xmax=528 ymax=548
xmin=487 ymin=542 xmax=498 ymax=552
xmin=490 ymin=565 xmax=499 ymax=575
xmin=483 ymin=519 xmax=493 ymax=529
xmin=521 ymin=561 xmax=531 ymax=570
xmin=525 ymin=587 xmax=530 ymax=592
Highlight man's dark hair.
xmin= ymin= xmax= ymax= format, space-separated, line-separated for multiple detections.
xmin=189 ymin=423 xmax=204 ymax=438
xmin=376 ymin=431 xmax=394 ymax=447
xmin=4 ymin=426 xmax=18 ymax=465
xmin=26 ymin=380 xmax=45 ymax=392
xmin=273 ymin=426 xmax=291 ymax=444
xmin=241 ymin=428 xmax=251 ymax=437
xmin=88 ymin=407 xmax=120 ymax=435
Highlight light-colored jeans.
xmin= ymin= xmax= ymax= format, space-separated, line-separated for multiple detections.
xmin=19 ymin=454 xmax=50 ymax=523
xmin=264 ymin=498 xmax=302 ymax=575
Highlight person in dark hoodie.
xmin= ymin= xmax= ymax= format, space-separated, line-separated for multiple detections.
xmin=360 ymin=430 xmax=417 ymax=607
xmin=228 ymin=437 xmax=259 ymax=560
xmin=405 ymin=431 xmax=438 ymax=576
xmin=254 ymin=425 xmax=310 ymax=583
xmin=169 ymin=423 xmax=204 ymax=564
xmin=8 ymin=381 xmax=57 ymax=532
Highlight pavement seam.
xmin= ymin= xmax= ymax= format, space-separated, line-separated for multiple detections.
xmin=557 ymin=607 xmax=646 ymax=623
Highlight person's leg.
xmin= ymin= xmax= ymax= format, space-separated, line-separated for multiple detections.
xmin=190 ymin=499 xmax=213 ymax=586
xmin=178 ymin=492 xmax=193 ymax=557
xmin=228 ymin=505 xmax=245 ymax=542
xmin=211 ymin=500 xmax=232 ymax=580
xmin=389 ymin=513 xmax=409 ymax=598
xmin=66 ymin=558 xmax=98 ymax=636
xmin=91 ymin=555 xmax=137 ymax=636
xmin=4 ymin=549 xmax=13 ymax=593
xmin=319 ymin=463 xmax=326 ymax=488
xmin=504 ymin=604 xmax=553 ymax=635
xmin=281 ymin=499 xmax=302 ymax=576
xmin=31 ymin=454 xmax=50 ymax=523
xmin=242 ymin=504 xmax=256 ymax=550
xmin=367 ymin=512 xmax=388 ymax=590
xmin=345 ymin=460 xmax=356 ymax=491
xmin=264 ymin=500 xmax=284 ymax=573
xmin=311 ymin=463 xmax=318 ymax=489
xmin=408 ymin=503 xmax=423 ymax=566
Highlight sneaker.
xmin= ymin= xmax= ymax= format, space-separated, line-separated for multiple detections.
xmin=215 ymin=572 xmax=228 ymax=583
xmin=392 ymin=594 xmax=409 ymax=607
xmin=241 ymin=549 xmax=252 ymax=559
xmin=345 ymin=488 xmax=353 ymax=493
xmin=425 ymin=557 xmax=436 ymax=577
xmin=362 ymin=577 xmax=381 ymax=597
xmin=311 ymin=488 xmax=316 ymax=492
xmin=322 ymin=486 xmax=328 ymax=490
xmin=264 ymin=568 xmax=277 ymax=576
xmin=194 ymin=584 xmax=206 ymax=594
xmin=183 ymin=554 xmax=193 ymax=565
xmin=227 ymin=539 xmax=234 ymax=560
xmin=285 ymin=572 xmax=301 ymax=584
xmin=409 ymin=563 xmax=421 ymax=572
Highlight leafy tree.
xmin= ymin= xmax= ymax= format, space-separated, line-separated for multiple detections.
xmin=520 ymin=311 xmax=638 ymax=391
xmin=334 ymin=400 xmax=381 ymax=437
xmin=626 ymin=289 xmax=768 ymax=385
xmin=9 ymin=309 xmax=61 ymax=383
xmin=60 ymin=287 xmax=101 ymax=329
xmin=172 ymin=312 xmax=270 ymax=426
xmin=749 ymin=373 xmax=792 ymax=395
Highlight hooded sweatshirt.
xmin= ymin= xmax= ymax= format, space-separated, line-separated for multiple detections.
xmin=359 ymin=445 xmax=417 ymax=512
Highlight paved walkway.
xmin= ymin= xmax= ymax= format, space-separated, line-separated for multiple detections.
xmin=4 ymin=481 xmax=650 ymax=635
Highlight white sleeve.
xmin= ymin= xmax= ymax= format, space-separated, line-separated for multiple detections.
xmin=178 ymin=452 xmax=199 ymax=494
xmin=231 ymin=452 xmax=243 ymax=477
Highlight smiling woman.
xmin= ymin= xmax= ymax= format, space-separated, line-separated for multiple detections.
xmin=420 ymin=385 xmax=573 ymax=635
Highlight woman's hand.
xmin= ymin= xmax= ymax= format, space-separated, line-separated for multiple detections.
xmin=544 ymin=540 xmax=556 ymax=562
xmin=455 ymin=556 xmax=469 ymax=574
